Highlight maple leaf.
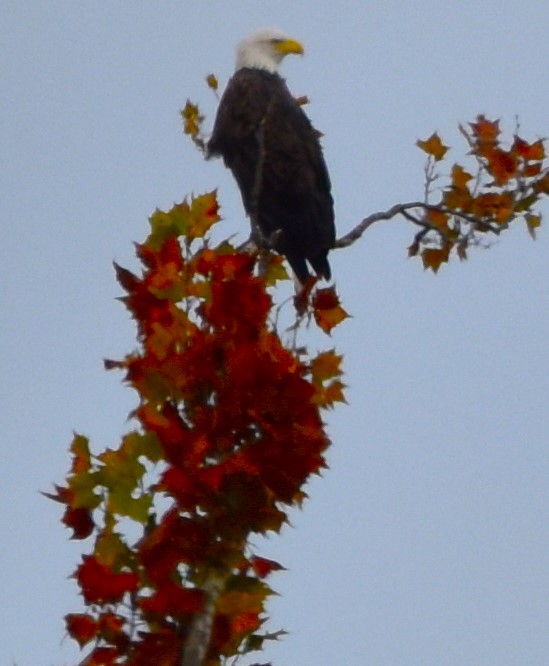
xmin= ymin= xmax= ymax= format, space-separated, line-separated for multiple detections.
xmin=313 ymin=379 xmax=347 ymax=409
xmin=525 ymin=213 xmax=541 ymax=239
xmin=129 ymin=630 xmax=181 ymax=666
xmin=70 ymin=433 xmax=93 ymax=474
xmin=416 ymin=132 xmax=449 ymax=161
xmin=139 ymin=583 xmax=204 ymax=616
xmin=512 ymin=136 xmax=545 ymax=161
xmin=407 ymin=239 xmax=420 ymax=257
xmin=181 ymin=100 xmax=204 ymax=137
xmin=250 ymin=556 xmax=285 ymax=579
xmin=312 ymin=287 xmax=349 ymax=334
xmin=63 ymin=506 xmax=94 ymax=539
xmin=95 ymin=529 xmax=134 ymax=570
xmin=451 ymin=164 xmax=473 ymax=191
xmin=98 ymin=613 xmax=130 ymax=651
xmin=84 ymin=646 xmax=121 ymax=666
xmin=486 ymin=148 xmax=518 ymax=185
xmin=75 ymin=555 xmax=139 ymax=605
xmin=187 ymin=191 xmax=221 ymax=240
xmin=206 ymin=73 xmax=218 ymax=91
xmin=470 ymin=115 xmax=500 ymax=149
xmin=426 ymin=208 xmax=450 ymax=231
xmin=310 ymin=350 xmax=343 ymax=384
xmin=147 ymin=201 xmax=191 ymax=249
xmin=534 ymin=174 xmax=549 ymax=195
xmin=472 ymin=192 xmax=513 ymax=223
xmin=421 ymin=243 xmax=451 ymax=273
xmin=66 ymin=613 xmax=98 ymax=647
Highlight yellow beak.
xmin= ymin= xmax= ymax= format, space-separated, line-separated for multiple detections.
xmin=275 ymin=38 xmax=304 ymax=57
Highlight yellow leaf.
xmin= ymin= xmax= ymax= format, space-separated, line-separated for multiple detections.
xmin=310 ymin=350 xmax=343 ymax=384
xmin=181 ymin=100 xmax=204 ymax=137
xmin=188 ymin=192 xmax=221 ymax=240
xmin=206 ymin=73 xmax=218 ymax=91
xmin=525 ymin=213 xmax=541 ymax=239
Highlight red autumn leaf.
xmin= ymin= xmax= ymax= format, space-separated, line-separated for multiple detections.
xmin=76 ymin=555 xmax=138 ymax=605
xmin=63 ymin=506 xmax=94 ymax=539
xmin=250 ymin=556 xmax=285 ymax=579
xmin=230 ymin=611 xmax=262 ymax=636
xmin=84 ymin=646 xmax=121 ymax=666
xmin=139 ymin=583 xmax=204 ymax=616
xmin=416 ymin=132 xmax=449 ymax=161
xmin=130 ymin=630 xmax=181 ymax=666
xmin=98 ymin=612 xmax=128 ymax=647
xmin=138 ymin=509 xmax=211 ymax=583
xmin=312 ymin=287 xmax=349 ymax=334
xmin=66 ymin=613 xmax=98 ymax=647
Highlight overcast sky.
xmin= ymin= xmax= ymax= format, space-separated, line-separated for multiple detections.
xmin=2 ymin=3 xmax=548 ymax=665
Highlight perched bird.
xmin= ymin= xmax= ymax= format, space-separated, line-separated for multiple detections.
xmin=207 ymin=28 xmax=335 ymax=285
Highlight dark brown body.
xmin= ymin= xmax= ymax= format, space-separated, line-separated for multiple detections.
xmin=208 ymin=68 xmax=335 ymax=283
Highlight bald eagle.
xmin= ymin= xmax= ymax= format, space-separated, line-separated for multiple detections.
xmin=207 ymin=28 xmax=335 ymax=285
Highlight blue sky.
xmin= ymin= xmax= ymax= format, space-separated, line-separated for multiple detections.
xmin=2 ymin=3 xmax=548 ymax=665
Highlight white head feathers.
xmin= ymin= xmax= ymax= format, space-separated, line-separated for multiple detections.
xmin=236 ymin=28 xmax=304 ymax=72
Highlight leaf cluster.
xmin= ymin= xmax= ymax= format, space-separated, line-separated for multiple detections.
xmin=412 ymin=117 xmax=547 ymax=271
xmin=49 ymin=193 xmax=346 ymax=665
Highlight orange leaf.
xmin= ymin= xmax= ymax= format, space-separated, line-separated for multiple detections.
xmin=421 ymin=243 xmax=451 ymax=273
xmin=451 ymin=164 xmax=473 ymax=191
xmin=426 ymin=208 xmax=449 ymax=231
xmin=70 ymin=434 xmax=92 ymax=474
xmin=486 ymin=148 xmax=518 ymax=185
xmin=473 ymin=192 xmax=513 ymax=223
xmin=312 ymin=287 xmax=349 ymax=334
xmin=513 ymin=136 xmax=545 ymax=161
xmin=470 ymin=115 xmax=500 ymax=147
xmin=416 ymin=132 xmax=449 ymax=161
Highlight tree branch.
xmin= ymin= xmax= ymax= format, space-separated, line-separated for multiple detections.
xmin=334 ymin=201 xmax=503 ymax=249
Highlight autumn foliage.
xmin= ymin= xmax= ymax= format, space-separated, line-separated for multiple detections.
xmin=411 ymin=116 xmax=547 ymax=271
xmin=50 ymin=84 xmax=549 ymax=665
xmin=49 ymin=193 xmax=347 ymax=665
